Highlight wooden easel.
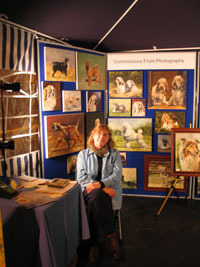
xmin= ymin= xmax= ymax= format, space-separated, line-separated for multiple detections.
xmin=0 ymin=209 xmax=6 ymax=267
xmin=156 ymin=176 xmax=181 ymax=216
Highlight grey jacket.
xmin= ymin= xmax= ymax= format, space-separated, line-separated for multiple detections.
xmin=76 ymin=147 xmax=122 ymax=210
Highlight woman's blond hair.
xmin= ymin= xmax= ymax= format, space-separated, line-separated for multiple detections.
xmin=87 ymin=124 xmax=115 ymax=148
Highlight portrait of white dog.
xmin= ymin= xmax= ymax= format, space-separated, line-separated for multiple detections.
xmin=132 ymin=100 xmax=145 ymax=117
xmin=168 ymin=75 xmax=186 ymax=107
xmin=86 ymin=92 xmax=101 ymax=112
xmin=43 ymin=83 xmax=58 ymax=111
xmin=88 ymin=94 xmax=98 ymax=112
xmin=151 ymin=77 xmax=169 ymax=106
xmin=122 ymin=122 xmax=148 ymax=149
xmin=62 ymin=91 xmax=81 ymax=112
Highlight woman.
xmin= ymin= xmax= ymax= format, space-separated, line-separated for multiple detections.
xmin=76 ymin=124 xmax=122 ymax=262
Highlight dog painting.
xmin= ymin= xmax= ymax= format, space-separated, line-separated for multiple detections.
xmin=109 ymin=98 xmax=131 ymax=117
xmin=122 ymin=168 xmax=137 ymax=189
xmin=62 ymin=90 xmax=81 ymax=112
xmin=44 ymin=113 xmax=84 ymax=158
xmin=157 ymin=135 xmax=171 ymax=153
xmin=132 ymin=99 xmax=146 ymax=117
xmin=144 ymin=155 xmax=185 ymax=191
xmin=86 ymin=91 xmax=102 ymax=112
xmin=155 ymin=111 xmax=185 ymax=133
xmin=45 ymin=46 xmax=76 ymax=82
xmin=42 ymin=82 xmax=61 ymax=111
xmin=77 ymin=52 xmax=106 ymax=90
xmin=148 ymin=71 xmax=187 ymax=109
xmin=67 ymin=155 xmax=78 ymax=174
xmin=171 ymin=129 xmax=200 ymax=176
xmin=109 ymin=71 xmax=143 ymax=98
xmin=108 ymin=118 xmax=152 ymax=152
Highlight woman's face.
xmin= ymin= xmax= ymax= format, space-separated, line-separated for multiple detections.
xmin=93 ymin=130 xmax=109 ymax=150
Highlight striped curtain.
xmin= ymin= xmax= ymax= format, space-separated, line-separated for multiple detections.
xmin=0 ymin=151 xmax=41 ymax=178
xmin=0 ymin=21 xmax=35 ymax=73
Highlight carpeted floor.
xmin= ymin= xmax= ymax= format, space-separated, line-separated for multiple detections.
xmin=77 ymin=195 xmax=200 ymax=267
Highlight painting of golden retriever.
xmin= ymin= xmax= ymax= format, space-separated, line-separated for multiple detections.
xmin=171 ymin=128 xmax=200 ymax=176
xmin=109 ymin=71 xmax=143 ymax=98
xmin=44 ymin=46 xmax=76 ymax=82
xmin=155 ymin=111 xmax=185 ymax=133
xmin=148 ymin=70 xmax=187 ymax=110
xmin=77 ymin=52 xmax=106 ymax=90
xmin=44 ymin=113 xmax=84 ymax=158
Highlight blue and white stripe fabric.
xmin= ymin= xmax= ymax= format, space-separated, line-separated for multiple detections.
xmin=0 ymin=21 xmax=35 ymax=73
xmin=0 ymin=151 xmax=41 ymax=178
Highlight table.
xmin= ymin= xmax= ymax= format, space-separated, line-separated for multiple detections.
xmin=0 ymin=183 xmax=90 ymax=267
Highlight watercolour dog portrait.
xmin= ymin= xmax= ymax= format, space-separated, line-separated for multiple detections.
xmin=44 ymin=46 xmax=76 ymax=82
xmin=44 ymin=113 xmax=84 ymax=158
xmin=77 ymin=52 xmax=106 ymax=90
xmin=108 ymin=118 xmax=152 ymax=152
xmin=171 ymin=128 xmax=200 ymax=176
xmin=109 ymin=71 xmax=143 ymax=98
xmin=148 ymin=70 xmax=187 ymax=110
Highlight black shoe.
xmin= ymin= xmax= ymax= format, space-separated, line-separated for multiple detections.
xmin=89 ymin=246 xmax=99 ymax=263
xmin=107 ymin=232 xmax=121 ymax=260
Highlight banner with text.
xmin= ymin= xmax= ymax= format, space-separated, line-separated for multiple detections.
xmin=107 ymin=52 xmax=196 ymax=70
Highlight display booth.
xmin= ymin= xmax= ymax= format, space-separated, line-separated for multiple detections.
xmin=1 ymin=18 xmax=200 ymax=200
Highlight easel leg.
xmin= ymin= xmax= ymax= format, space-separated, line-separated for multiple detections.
xmin=156 ymin=177 xmax=179 ymax=216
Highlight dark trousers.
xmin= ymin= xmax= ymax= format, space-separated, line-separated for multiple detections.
xmin=84 ymin=188 xmax=115 ymax=244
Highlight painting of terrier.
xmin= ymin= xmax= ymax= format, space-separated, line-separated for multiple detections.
xmin=77 ymin=51 xmax=106 ymax=90
xmin=44 ymin=113 xmax=84 ymax=158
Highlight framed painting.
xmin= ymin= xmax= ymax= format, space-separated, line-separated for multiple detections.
xmin=155 ymin=111 xmax=185 ymax=133
xmin=122 ymin=168 xmax=137 ymax=189
xmin=44 ymin=113 xmax=85 ymax=158
xmin=157 ymin=134 xmax=171 ymax=153
xmin=86 ymin=91 xmax=102 ymax=112
xmin=108 ymin=118 xmax=152 ymax=152
xmin=44 ymin=46 xmax=76 ymax=82
xmin=132 ymin=98 xmax=146 ymax=117
xmin=171 ymin=128 xmax=200 ymax=176
xmin=67 ymin=154 xmax=78 ymax=174
xmin=62 ymin=90 xmax=81 ymax=112
xmin=144 ymin=155 xmax=186 ymax=192
xmin=148 ymin=70 xmax=187 ymax=110
xmin=109 ymin=98 xmax=131 ymax=117
xmin=42 ymin=82 xmax=61 ymax=111
xmin=77 ymin=52 xmax=106 ymax=90
xmin=108 ymin=71 xmax=143 ymax=98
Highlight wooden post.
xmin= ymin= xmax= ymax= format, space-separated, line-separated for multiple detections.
xmin=0 ymin=209 xmax=6 ymax=267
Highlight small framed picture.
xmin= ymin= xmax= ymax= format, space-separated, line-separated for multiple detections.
xmin=62 ymin=90 xmax=81 ymax=112
xmin=157 ymin=135 xmax=171 ymax=153
xmin=155 ymin=111 xmax=185 ymax=133
xmin=86 ymin=91 xmax=102 ymax=112
xmin=122 ymin=168 xmax=137 ymax=189
xmin=171 ymin=128 xmax=200 ymax=176
xmin=109 ymin=98 xmax=131 ymax=117
xmin=132 ymin=99 xmax=146 ymax=117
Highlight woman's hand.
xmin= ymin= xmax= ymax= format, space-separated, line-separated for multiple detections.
xmin=103 ymin=187 xmax=116 ymax=198
xmin=86 ymin=182 xmax=101 ymax=194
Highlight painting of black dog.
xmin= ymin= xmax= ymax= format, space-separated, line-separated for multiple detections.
xmin=52 ymin=57 xmax=69 ymax=77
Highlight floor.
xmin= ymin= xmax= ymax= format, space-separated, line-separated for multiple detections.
xmin=77 ymin=195 xmax=200 ymax=267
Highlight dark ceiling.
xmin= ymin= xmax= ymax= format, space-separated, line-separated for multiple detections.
xmin=1 ymin=0 xmax=200 ymax=52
